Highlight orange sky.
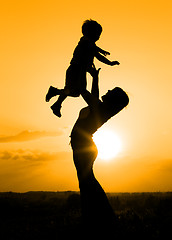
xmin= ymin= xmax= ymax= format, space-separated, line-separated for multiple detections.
xmin=0 ymin=0 xmax=172 ymax=192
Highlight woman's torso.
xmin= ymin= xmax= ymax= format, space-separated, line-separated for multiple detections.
xmin=70 ymin=104 xmax=106 ymax=151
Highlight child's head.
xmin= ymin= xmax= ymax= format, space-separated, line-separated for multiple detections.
xmin=82 ymin=19 xmax=102 ymax=41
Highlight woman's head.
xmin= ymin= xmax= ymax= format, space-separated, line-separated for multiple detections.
xmin=102 ymin=87 xmax=129 ymax=116
xmin=82 ymin=19 xmax=102 ymax=41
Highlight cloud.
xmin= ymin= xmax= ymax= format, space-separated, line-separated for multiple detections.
xmin=0 ymin=130 xmax=63 ymax=143
xmin=0 ymin=149 xmax=74 ymax=192
xmin=0 ymin=149 xmax=71 ymax=163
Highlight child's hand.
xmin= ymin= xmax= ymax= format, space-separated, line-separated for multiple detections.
xmin=111 ymin=61 xmax=120 ymax=66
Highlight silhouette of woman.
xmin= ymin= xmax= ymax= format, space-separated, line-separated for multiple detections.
xmin=70 ymin=66 xmax=129 ymax=235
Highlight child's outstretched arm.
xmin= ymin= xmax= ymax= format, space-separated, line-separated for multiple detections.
xmin=95 ymin=52 xmax=120 ymax=66
xmin=96 ymin=46 xmax=110 ymax=56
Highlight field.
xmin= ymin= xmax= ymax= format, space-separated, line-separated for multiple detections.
xmin=0 ymin=192 xmax=172 ymax=239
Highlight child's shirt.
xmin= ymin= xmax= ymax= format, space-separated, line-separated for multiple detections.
xmin=70 ymin=36 xmax=97 ymax=71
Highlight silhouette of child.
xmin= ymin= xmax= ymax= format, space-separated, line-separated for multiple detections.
xmin=46 ymin=19 xmax=120 ymax=117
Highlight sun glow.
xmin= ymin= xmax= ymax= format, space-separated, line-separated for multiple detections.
xmin=93 ymin=129 xmax=122 ymax=161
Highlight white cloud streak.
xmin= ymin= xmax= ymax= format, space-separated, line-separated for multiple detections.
xmin=0 ymin=130 xmax=63 ymax=143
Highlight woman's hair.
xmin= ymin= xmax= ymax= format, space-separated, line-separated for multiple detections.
xmin=82 ymin=19 xmax=102 ymax=38
xmin=102 ymin=87 xmax=129 ymax=117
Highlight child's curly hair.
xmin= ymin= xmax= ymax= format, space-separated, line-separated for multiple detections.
xmin=82 ymin=19 xmax=102 ymax=39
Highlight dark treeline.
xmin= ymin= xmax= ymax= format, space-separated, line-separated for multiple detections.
xmin=0 ymin=192 xmax=172 ymax=239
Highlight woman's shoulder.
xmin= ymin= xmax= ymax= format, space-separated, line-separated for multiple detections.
xmin=70 ymin=107 xmax=90 ymax=137
xmin=79 ymin=107 xmax=90 ymax=119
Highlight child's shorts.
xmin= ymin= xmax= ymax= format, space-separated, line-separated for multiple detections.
xmin=65 ymin=64 xmax=87 ymax=97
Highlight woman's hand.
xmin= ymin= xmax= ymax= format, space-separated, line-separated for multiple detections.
xmin=88 ymin=64 xmax=101 ymax=78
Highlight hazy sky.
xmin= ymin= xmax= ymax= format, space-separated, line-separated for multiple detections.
xmin=0 ymin=0 xmax=172 ymax=192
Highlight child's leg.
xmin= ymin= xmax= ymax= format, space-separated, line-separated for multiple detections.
xmin=50 ymin=89 xmax=70 ymax=117
xmin=45 ymin=86 xmax=61 ymax=102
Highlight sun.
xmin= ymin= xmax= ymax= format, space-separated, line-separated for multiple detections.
xmin=93 ymin=129 xmax=122 ymax=161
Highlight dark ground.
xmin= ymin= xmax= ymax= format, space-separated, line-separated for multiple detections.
xmin=0 ymin=191 xmax=172 ymax=239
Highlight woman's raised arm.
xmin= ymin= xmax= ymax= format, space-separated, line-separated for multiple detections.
xmin=91 ymin=66 xmax=101 ymax=99
xmin=81 ymin=66 xmax=101 ymax=110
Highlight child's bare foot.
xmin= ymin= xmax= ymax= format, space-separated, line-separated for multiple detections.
xmin=46 ymin=86 xmax=60 ymax=102
xmin=51 ymin=102 xmax=62 ymax=118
